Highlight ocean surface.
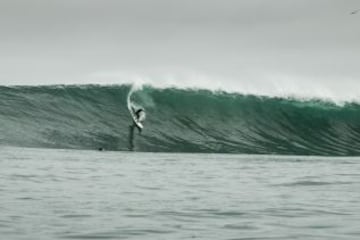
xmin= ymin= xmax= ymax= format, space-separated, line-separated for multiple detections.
xmin=1 ymin=147 xmax=360 ymax=240
xmin=2 ymin=84 xmax=360 ymax=155
xmin=1 ymin=84 xmax=360 ymax=239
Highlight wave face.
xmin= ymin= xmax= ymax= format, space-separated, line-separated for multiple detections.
xmin=1 ymin=84 xmax=360 ymax=155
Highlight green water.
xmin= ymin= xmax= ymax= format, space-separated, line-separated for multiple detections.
xmin=1 ymin=147 xmax=360 ymax=239
xmin=1 ymin=85 xmax=360 ymax=155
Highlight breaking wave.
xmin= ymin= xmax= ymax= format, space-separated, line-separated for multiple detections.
xmin=1 ymin=84 xmax=360 ymax=155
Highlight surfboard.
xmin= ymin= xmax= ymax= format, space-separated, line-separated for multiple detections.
xmin=127 ymin=92 xmax=143 ymax=129
xmin=129 ymin=107 xmax=143 ymax=129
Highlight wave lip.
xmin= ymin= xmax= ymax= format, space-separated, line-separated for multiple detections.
xmin=1 ymin=84 xmax=360 ymax=155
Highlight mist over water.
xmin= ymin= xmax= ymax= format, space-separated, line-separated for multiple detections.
xmin=86 ymin=72 xmax=360 ymax=103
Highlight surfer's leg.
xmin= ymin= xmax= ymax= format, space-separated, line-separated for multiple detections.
xmin=128 ymin=124 xmax=135 ymax=150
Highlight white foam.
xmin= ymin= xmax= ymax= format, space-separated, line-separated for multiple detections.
xmin=88 ymin=70 xmax=360 ymax=105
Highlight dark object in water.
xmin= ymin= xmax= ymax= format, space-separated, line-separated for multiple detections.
xmin=350 ymin=9 xmax=359 ymax=14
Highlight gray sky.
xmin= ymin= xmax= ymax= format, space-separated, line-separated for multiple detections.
xmin=0 ymin=0 xmax=359 ymax=100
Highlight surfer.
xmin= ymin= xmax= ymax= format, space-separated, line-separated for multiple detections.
xmin=127 ymin=86 xmax=146 ymax=150
xmin=131 ymin=107 xmax=146 ymax=133
xmin=128 ymin=107 xmax=145 ymax=151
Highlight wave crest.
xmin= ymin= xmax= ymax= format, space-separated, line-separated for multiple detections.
xmin=1 ymin=84 xmax=360 ymax=155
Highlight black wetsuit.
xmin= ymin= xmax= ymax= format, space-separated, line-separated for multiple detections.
xmin=132 ymin=108 xmax=144 ymax=133
xmin=135 ymin=109 xmax=144 ymax=119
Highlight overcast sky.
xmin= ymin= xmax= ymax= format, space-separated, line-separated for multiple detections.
xmin=0 ymin=0 xmax=359 ymax=99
